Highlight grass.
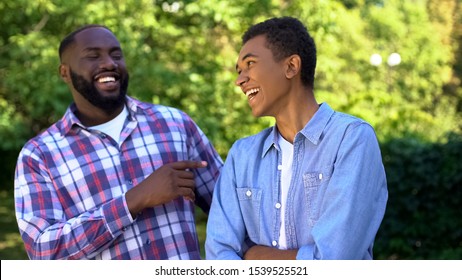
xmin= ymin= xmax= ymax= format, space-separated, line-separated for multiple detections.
xmin=0 ymin=189 xmax=208 ymax=260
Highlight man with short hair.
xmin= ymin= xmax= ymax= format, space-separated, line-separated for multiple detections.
xmin=205 ymin=17 xmax=388 ymax=260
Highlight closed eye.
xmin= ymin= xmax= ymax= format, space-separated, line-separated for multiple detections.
xmin=85 ymin=53 xmax=99 ymax=59
xmin=111 ymin=51 xmax=123 ymax=60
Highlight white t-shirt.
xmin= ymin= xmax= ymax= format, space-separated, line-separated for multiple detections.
xmin=277 ymin=132 xmax=294 ymax=250
xmin=89 ymin=105 xmax=128 ymax=146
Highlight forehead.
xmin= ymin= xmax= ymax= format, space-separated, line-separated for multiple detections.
xmin=237 ymin=35 xmax=274 ymax=63
xmin=239 ymin=35 xmax=267 ymax=55
xmin=72 ymin=27 xmax=121 ymax=52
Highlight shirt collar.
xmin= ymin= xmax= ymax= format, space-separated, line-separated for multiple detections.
xmin=261 ymin=103 xmax=335 ymax=158
xmin=262 ymin=126 xmax=279 ymax=158
xmin=59 ymin=96 xmax=143 ymax=136
xmin=299 ymin=102 xmax=334 ymax=145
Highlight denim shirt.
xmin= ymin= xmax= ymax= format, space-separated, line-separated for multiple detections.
xmin=205 ymin=103 xmax=388 ymax=260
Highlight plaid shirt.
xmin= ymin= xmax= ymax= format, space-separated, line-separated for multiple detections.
xmin=14 ymin=96 xmax=223 ymax=260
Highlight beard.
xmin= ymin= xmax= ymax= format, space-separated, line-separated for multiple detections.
xmin=70 ymin=69 xmax=129 ymax=115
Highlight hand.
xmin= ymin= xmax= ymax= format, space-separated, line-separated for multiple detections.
xmin=125 ymin=160 xmax=207 ymax=216
xmin=244 ymin=245 xmax=297 ymax=260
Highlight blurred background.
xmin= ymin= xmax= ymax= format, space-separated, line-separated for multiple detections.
xmin=1 ymin=0 xmax=461 ymax=259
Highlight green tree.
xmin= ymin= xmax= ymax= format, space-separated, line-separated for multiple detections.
xmin=1 ymin=0 xmax=460 ymax=153
xmin=1 ymin=0 xmax=280 ymax=157
xmin=282 ymin=0 xmax=460 ymax=142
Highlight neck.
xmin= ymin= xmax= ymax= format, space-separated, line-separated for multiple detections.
xmin=75 ymin=104 xmax=124 ymax=127
xmin=275 ymin=88 xmax=318 ymax=143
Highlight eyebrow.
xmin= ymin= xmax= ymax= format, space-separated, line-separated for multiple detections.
xmin=82 ymin=46 xmax=122 ymax=53
xmin=235 ymin=52 xmax=258 ymax=71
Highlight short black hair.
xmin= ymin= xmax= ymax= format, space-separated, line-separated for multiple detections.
xmin=242 ymin=17 xmax=316 ymax=88
xmin=58 ymin=24 xmax=110 ymax=61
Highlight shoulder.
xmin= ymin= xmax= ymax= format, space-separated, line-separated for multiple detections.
xmin=128 ymin=97 xmax=197 ymax=131
xmin=330 ymin=111 xmax=376 ymax=135
xmin=153 ymin=104 xmax=190 ymax=120
xmin=129 ymin=97 xmax=190 ymax=121
xmin=18 ymin=122 xmax=62 ymax=158
xmin=332 ymin=110 xmax=367 ymax=126
xmin=326 ymin=111 xmax=379 ymax=148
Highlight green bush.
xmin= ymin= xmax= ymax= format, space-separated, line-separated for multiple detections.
xmin=375 ymin=134 xmax=462 ymax=259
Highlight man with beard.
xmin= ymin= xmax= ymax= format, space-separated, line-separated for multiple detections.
xmin=14 ymin=25 xmax=223 ymax=259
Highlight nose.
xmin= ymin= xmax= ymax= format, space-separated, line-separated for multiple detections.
xmin=100 ymin=54 xmax=117 ymax=70
xmin=235 ymin=72 xmax=248 ymax=87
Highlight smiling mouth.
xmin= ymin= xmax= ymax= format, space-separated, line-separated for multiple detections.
xmin=97 ymin=76 xmax=116 ymax=83
xmin=245 ymin=88 xmax=260 ymax=100
xmin=94 ymin=73 xmax=120 ymax=92
xmin=95 ymin=71 xmax=120 ymax=82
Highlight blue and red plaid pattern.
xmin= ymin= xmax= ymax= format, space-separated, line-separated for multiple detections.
xmin=14 ymin=96 xmax=223 ymax=259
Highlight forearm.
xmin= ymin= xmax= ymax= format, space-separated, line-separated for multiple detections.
xmin=17 ymin=194 xmax=132 ymax=259
xmin=244 ymin=245 xmax=297 ymax=260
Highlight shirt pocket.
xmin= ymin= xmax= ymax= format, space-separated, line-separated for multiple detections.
xmin=236 ymin=187 xmax=262 ymax=240
xmin=303 ymin=165 xmax=333 ymax=226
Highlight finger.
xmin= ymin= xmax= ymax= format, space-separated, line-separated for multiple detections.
xmin=176 ymin=170 xmax=195 ymax=179
xmin=169 ymin=160 xmax=208 ymax=170
xmin=178 ymin=187 xmax=195 ymax=201
xmin=177 ymin=178 xmax=196 ymax=188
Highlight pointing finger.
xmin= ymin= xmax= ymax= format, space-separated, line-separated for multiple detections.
xmin=169 ymin=160 xmax=207 ymax=170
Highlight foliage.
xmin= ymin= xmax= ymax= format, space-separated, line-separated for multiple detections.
xmin=375 ymin=134 xmax=462 ymax=259
xmin=1 ymin=0 xmax=461 ymax=153
xmin=286 ymin=0 xmax=461 ymax=142
xmin=0 ymin=0 xmax=278 ymax=156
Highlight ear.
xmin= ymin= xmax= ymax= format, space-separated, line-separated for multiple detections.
xmin=285 ymin=54 xmax=301 ymax=80
xmin=59 ymin=64 xmax=71 ymax=83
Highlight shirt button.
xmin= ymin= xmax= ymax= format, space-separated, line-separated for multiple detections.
xmin=128 ymin=179 xmax=133 ymax=185
xmin=277 ymin=165 xmax=283 ymax=170
xmin=319 ymin=173 xmax=323 ymax=180
xmin=275 ymin=203 xmax=281 ymax=209
xmin=272 ymin=240 xmax=277 ymax=247
xmin=246 ymin=190 xmax=252 ymax=197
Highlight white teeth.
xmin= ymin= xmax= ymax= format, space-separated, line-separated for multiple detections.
xmin=245 ymin=88 xmax=260 ymax=97
xmin=98 ymin=77 xmax=116 ymax=83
